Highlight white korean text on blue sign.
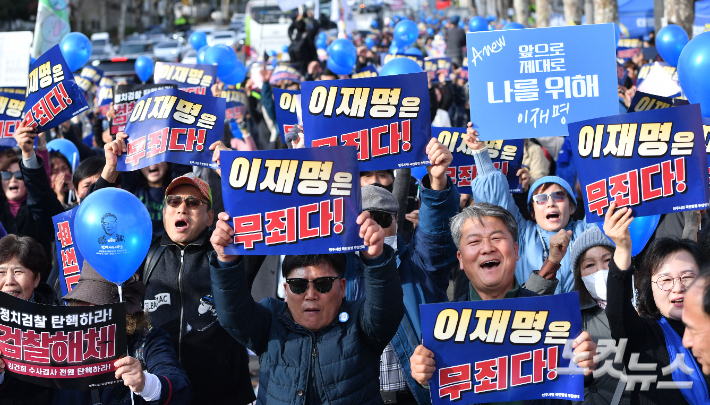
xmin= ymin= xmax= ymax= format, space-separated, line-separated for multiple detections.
xmin=0 ymin=92 xmax=26 ymax=147
xmin=153 ymin=62 xmax=217 ymax=95
xmin=220 ymin=147 xmax=364 ymax=255
xmin=432 ymin=127 xmax=524 ymax=194
xmin=421 ymin=292 xmax=584 ymax=404
xmin=569 ymin=104 xmax=710 ymax=222
xmin=23 ymin=45 xmax=89 ymax=133
xmin=116 ymin=88 xmax=225 ymax=171
xmin=273 ymin=88 xmax=299 ymax=144
xmin=302 ymin=73 xmax=431 ymax=171
xmin=466 ymin=24 xmax=618 ymax=139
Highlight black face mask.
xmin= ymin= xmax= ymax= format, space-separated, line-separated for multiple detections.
xmin=373 ymin=182 xmax=394 ymax=193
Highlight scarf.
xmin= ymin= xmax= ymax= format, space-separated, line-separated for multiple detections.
xmin=657 ymin=316 xmax=710 ymax=405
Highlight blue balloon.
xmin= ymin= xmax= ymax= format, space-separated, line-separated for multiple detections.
xmin=503 ymin=22 xmax=525 ymax=30
xmin=60 ymin=32 xmax=92 ymax=71
xmin=316 ymin=37 xmax=327 ymax=49
xmin=486 ymin=15 xmax=496 ymax=22
xmin=442 ymin=20 xmax=448 ymax=26
xmin=205 ymin=44 xmax=238 ymax=77
xmin=426 ymin=16 xmax=433 ymax=24
xmin=380 ymin=57 xmax=423 ymax=76
xmin=282 ymin=44 xmax=289 ymax=53
xmin=196 ymin=45 xmax=209 ymax=64
xmin=189 ymin=31 xmax=208 ymax=51
xmin=439 ymin=10 xmax=445 ymax=16
xmin=30 ymin=57 xmax=36 ymax=65
xmin=365 ymin=37 xmax=375 ymax=49
xmin=656 ymin=24 xmax=689 ymax=68
xmin=411 ymin=166 xmax=428 ymax=181
xmin=371 ymin=20 xmax=379 ymax=29
xmin=404 ymin=47 xmax=423 ymax=56
xmin=613 ymin=23 xmax=621 ymax=45
xmin=596 ymin=214 xmax=660 ymax=257
xmin=75 ymin=188 xmax=152 ymax=284
xmin=326 ymin=57 xmax=351 ymax=75
xmin=427 ymin=27 xmax=435 ymax=36
xmin=433 ymin=18 xmax=439 ymax=25
xmin=678 ymin=32 xmax=710 ymax=117
xmin=389 ymin=43 xmax=399 ymax=54
xmin=389 ymin=20 xmax=395 ymax=27
xmin=394 ymin=19 xmax=419 ymax=48
xmin=318 ymin=31 xmax=327 ymax=40
xmin=47 ymin=139 xmax=80 ymax=170
xmin=328 ymin=38 xmax=357 ymax=73
xmin=221 ymin=60 xmax=246 ymax=85
xmin=134 ymin=55 xmax=154 ymax=82
xmin=468 ymin=16 xmax=488 ymax=32
xmin=268 ymin=50 xmax=277 ymax=57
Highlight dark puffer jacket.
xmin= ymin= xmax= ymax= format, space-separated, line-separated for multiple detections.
xmin=210 ymin=246 xmax=405 ymax=405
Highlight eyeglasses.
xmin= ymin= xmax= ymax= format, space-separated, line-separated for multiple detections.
xmin=286 ymin=276 xmax=342 ymax=294
xmin=654 ymin=274 xmax=697 ymax=291
xmin=532 ymin=191 xmax=567 ymax=205
xmin=0 ymin=171 xmax=22 ymax=181
xmin=164 ymin=195 xmax=208 ymax=209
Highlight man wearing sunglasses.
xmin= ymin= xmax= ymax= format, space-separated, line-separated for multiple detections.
xmin=209 ymin=210 xmax=405 ymax=405
xmin=95 ymin=133 xmax=257 ymax=405
xmin=465 ymin=124 xmax=596 ymax=295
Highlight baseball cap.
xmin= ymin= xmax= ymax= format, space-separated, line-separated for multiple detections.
xmin=165 ymin=173 xmax=212 ymax=207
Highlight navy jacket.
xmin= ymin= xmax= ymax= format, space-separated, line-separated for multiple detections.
xmin=344 ymin=175 xmax=459 ymax=405
xmin=210 ymin=246 xmax=405 ymax=405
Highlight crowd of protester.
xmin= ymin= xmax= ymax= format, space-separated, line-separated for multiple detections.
xmin=0 ymin=9 xmax=709 ymax=405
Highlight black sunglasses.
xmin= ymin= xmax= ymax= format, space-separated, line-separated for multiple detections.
xmin=0 ymin=171 xmax=22 ymax=181
xmin=286 ymin=276 xmax=342 ymax=295
xmin=164 ymin=195 xmax=208 ymax=209
xmin=368 ymin=210 xmax=393 ymax=229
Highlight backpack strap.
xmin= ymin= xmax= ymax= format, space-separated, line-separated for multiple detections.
xmin=142 ymin=244 xmax=167 ymax=286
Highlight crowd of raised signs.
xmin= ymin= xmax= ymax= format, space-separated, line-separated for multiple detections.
xmin=2 ymin=9 xmax=710 ymax=405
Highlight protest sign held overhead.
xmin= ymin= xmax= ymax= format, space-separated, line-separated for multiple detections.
xmin=425 ymin=57 xmax=452 ymax=83
xmin=22 ymin=45 xmax=89 ymax=133
xmin=569 ymin=103 xmax=709 ymax=222
xmin=110 ymin=83 xmax=177 ymax=135
xmin=153 ymin=62 xmax=217 ymax=95
xmin=76 ymin=67 xmax=104 ymax=95
xmin=0 ymin=32 xmax=32 ymax=88
xmin=222 ymin=89 xmax=248 ymax=140
xmin=627 ymin=91 xmax=674 ymax=113
xmin=0 ymin=292 xmax=127 ymax=390
xmin=432 ymin=127 xmax=524 ymax=194
xmin=466 ymin=25 xmax=618 ymax=140
xmin=53 ymin=207 xmax=85 ymax=296
xmin=220 ymin=147 xmax=364 ymax=255
xmin=96 ymin=84 xmax=113 ymax=119
xmin=117 ymin=88 xmax=225 ymax=171
xmin=302 ymin=73 xmax=431 ymax=171
xmin=636 ymin=61 xmax=681 ymax=98
xmin=352 ymin=65 xmax=378 ymax=79
xmin=0 ymin=91 xmax=27 ymax=147
xmin=421 ymin=292 xmax=584 ymax=404
xmin=273 ymin=88 xmax=299 ymax=144
xmin=380 ymin=53 xmax=425 ymax=68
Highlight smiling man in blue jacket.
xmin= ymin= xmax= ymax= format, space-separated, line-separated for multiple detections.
xmin=209 ymin=210 xmax=405 ymax=405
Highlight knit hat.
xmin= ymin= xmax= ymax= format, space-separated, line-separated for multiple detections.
xmin=63 ymin=260 xmax=146 ymax=314
xmin=569 ymin=226 xmax=615 ymax=274
xmin=362 ymin=184 xmax=399 ymax=215
xmin=527 ymin=176 xmax=576 ymax=206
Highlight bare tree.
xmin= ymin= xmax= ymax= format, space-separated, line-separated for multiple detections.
xmin=564 ymin=0 xmax=583 ymax=24
xmin=593 ymin=0 xmax=617 ymax=23
xmin=665 ymin=0 xmax=694 ymax=37
xmin=100 ymin=0 xmax=107 ymax=31
xmin=70 ymin=0 xmax=84 ymax=32
xmin=514 ymin=0 xmax=529 ymax=24
xmin=584 ymin=0 xmax=594 ymax=23
xmin=119 ymin=0 xmax=128 ymax=42
xmin=486 ymin=0 xmax=498 ymax=19
xmin=536 ymin=0 xmax=552 ymax=26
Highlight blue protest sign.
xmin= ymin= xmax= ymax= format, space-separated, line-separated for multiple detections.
xmin=22 ymin=45 xmax=89 ymax=133
xmin=352 ymin=65 xmax=378 ymax=79
xmin=220 ymin=146 xmax=364 ymax=255
xmin=421 ymin=292 xmax=584 ymax=404
xmin=424 ymin=57 xmax=452 ymax=83
xmin=616 ymin=38 xmax=643 ymax=62
xmin=627 ymin=91 xmax=673 ymax=113
xmin=52 ymin=207 xmax=85 ymax=297
xmin=617 ymin=62 xmax=629 ymax=86
xmin=80 ymin=66 xmax=104 ymax=85
xmin=703 ymin=118 xmax=710 ymax=173
xmin=0 ymin=87 xmax=26 ymax=95
xmin=380 ymin=53 xmax=425 ymax=68
xmin=99 ymin=76 xmax=115 ymax=88
xmin=110 ymin=83 xmax=177 ymax=135
xmin=569 ymin=103 xmax=710 ymax=222
xmin=302 ymin=73 xmax=431 ymax=171
xmin=96 ymin=85 xmax=113 ymax=119
xmin=153 ymin=62 xmax=217 ymax=95
xmin=0 ymin=92 xmax=27 ymax=147
xmin=432 ymin=127 xmax=524 ymax=194
xmin=635 ymin=61 xmax=681 ymax=98
xmin=116 ymin=88 xmax=225 ymax=171
xmin=273 ymin=88 xmax=299 ymax=144
xmin=223 ymin=89 xmax=247 ymax=140
xmin=466 ymin=24 xmax=618 ymax=140
xmin=269 ymin=64 xmax=303 ymax=85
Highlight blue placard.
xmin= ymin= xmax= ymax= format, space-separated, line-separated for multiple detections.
xmin=116 ymin=88 xmax=225 ymax=171
xmin=52 ymin=207 xmax=85 ymax=297
xmin=154 ymin=62 xmax=218 ymax=95
xmin=425 ymin=57 xmax=452 ymax=83
xmin=220 ymin=146 xmax=364 ymax=255
xmin=635 ymin=61 xmax=681 ymax=98
xmin=616 ymin=38 xmax=643 ymax=62
xmin=0 ymin=92 xmax=27 ymax=147
xmin=420 ymin=292 xmax=584 ymax=404
xmin=80 ymin=67 xmax=104 ymax=85
xmin=569 ymin=103 xmax=710 ymax=222
xmin=703 ymin=118 xmax=710 ymax=173
xmin=111 ymin=83 xmax=178 ymax=135
xmin=96 ymin=85 xmax=113 ymax=120
xmin=380 ymin=53 xmax=425 ymax=68
xmin=273 ymin=88 xmax=299 ymax=144
xmin=432 ymin=127 xmax=524 ymax=194
xmin=22 ymin=45 xmax=89 ymax=133
xmin=466 ymin=25 xmax=619 ymax=140
xmin=627 ymin=91 xmax=673 ymax=113
xmin=223 ymin=89 xmax=248 ymax=140
xmin=351 ymin=65 xmax=378 ymax=79
xmin=302 ymin=73 xmax=431 ymax=171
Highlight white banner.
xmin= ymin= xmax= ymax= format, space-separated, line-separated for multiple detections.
xmin=0 ymin=32 xmax=32 ymax=88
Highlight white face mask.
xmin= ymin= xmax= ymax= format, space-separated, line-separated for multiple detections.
xmin=384 ymin=235 xmax=398 ymax=250
xmin=582 ymin=269 xmax=609 ymax=302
